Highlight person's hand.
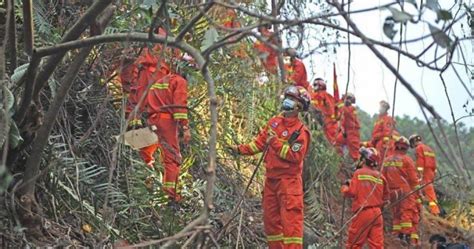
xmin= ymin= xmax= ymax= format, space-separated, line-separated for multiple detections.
xmin=340 ymin=185 xmax=349 ymax=193
xmin=127 ymin=118 xmax=144 ymax=131
xmin=229 ymin=145 xmax=240 ymax=154
xmin=266 ymin=129 xmax=276 ymax=144
xmin=182 ymin=128 xmax=191 ymax=145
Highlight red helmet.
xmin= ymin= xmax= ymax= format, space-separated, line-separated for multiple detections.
xmin=395 ymin=136 xmax=410 ymax=150
xmin=283 ymin=85 xmax=311 ymax=111
xmin=408 ymin=134 xmax=422 ymax=148
xmin=313 ymin=78 xmax=326 ymax=91
xmin=359 ymin=147 xmax=380 ymax=167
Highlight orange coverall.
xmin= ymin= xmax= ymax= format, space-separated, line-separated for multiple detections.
xmin=341 ymin=165 xmax=389 ymax=249
xmin=371 ymin=113 xmax=399 ymax=163
xmin=415 ymin=142 xmax=440 ymax=215
xmin=254 ymin=28 xmax=278 ymax=74
xmin=238 ymin=115 xmax=311 ymax=249
xmin=286 ymin=59 xmax=310 ymax=90
xmin=121 ymin=51 xmax=188 ymax=201
xmin=335 ymin=105 xmax=361 ymax=161
xmin=382 ymin=151 xmax=420 ymax=242
xmin=311 ymin=91 xmax=337 ymax=143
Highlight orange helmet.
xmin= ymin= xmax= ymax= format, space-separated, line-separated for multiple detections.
xmin=313 ymin=78 xmax=326 ymax=91
xmin=359 ymin=147 xmax=380 ymax=167
xmin=395 ymin=136 xmax=410 ymax=150
xmin=283 ymin=85 xmax=311 ymax=111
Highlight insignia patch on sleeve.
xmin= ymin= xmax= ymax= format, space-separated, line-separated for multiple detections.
xmin=291 ymin=143 xmax=302 ymax=152
xmin=271 ymin=122 xmax=279 ymax=128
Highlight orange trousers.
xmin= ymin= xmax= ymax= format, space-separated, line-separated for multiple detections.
xmin=335 ymin=131 xmax=360 ymax=161
xmin=324 ymin=120 xmax=337 ymax=144
xmin=391 ymin=190 xmax=417 ymax=236
xmin=423 ymin=169 xmax=440 ymax=215
xmin=346 ymin=207 xmax=384 ymax=249
xmin=263 ymin=177 xmax=304 ymax=249
xmin=139 ymin=113 xmax=182 ymax=201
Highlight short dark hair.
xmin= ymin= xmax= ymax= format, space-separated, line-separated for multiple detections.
xmin=430 ymin=234 xmax=447 ymax=244
xmin=314 ymin=78 xmax=324 ymax=82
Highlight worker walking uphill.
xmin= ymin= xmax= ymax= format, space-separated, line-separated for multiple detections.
xmin=284 ymin=48 xmax=310 ymax=90
xmin=341 ymin=147 xmax=389 ymax=249
xmin=231 ymin=86 xmax=311 ymax=249
xmin=382 ymin=136 xmax=420 ymax=246
xmin=335 ymin=93 xmax=361 ymax=162
xmin=311 ymin=78 xmax=337 ymax=143
xmin=121 ymin=48 xmax=191 ymax=202
xmin=371 ymin=100 xmax=400 ymax=164
xmin=409 ymin=134 xmax=441 ymax=215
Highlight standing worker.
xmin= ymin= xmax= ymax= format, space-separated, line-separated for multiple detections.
xmin=311 ymin=78 xmax=337 ymax=143
xmin=335 ymin=93 xmax=361 ymax=162
xmin=371 ymin=100 xmax=400 ymax=164
xmin=122 ymin=48 xmax=191 ymax=202
xmin=284 ymin=48 xmax=310 ymax=90
xmin=341 ymin=147 xmax=389 ymax=249
xmin=409 ymin=134 xmax=441 ymax=215
xmin=231 ymin=86 xmax=311 ymax=249
xmin=382 ymin=137 xmax=420 ymax=246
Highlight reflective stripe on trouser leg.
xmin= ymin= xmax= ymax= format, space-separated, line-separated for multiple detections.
xmin=263 ymin=178 xmax=284 ymax=249
xmin=281 ymin=178 xmax=304 ymax=249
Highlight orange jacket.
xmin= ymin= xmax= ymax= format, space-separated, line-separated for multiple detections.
xmin=342 ymin=165 xmax=389 ymax=212
xmin=286 ymin=59 xmax=309 ymax=90
xmin=339 ymin=105 xmax=360 ymax=134
xmin=238 ymin=115 xmax=311 ymax=179
xmin=143 ymin=73 xmax=189 ymax=126
xmin=415 ymin=143 xmax=436 ymax=171
xmin=311 ymin=91 xmax=336 ymax=123
xmin=222 ymin=9 xmax=241 ymax=28
xmin=382 ymin=151 xmax=420 ymax=193
xmin=254 ymin=29 xmax=278 ymax=73
xmin=371 ymin=113 xmax=397 ymax=146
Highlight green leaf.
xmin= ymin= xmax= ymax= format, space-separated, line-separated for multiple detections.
xmin=387 ymin=7 xmax=413 ymax=23
xmin=2 ymin=85 xmax=14 ymax=113
xmin=200 ymin=27 xmax=219 ymax=51
xmin=429 ymin=24 xmax=453 ymax=48
xmin=11 ymin=63 xmax=29 ymax=84
xmin=437 ymin=9 xmax=453 ymax=21
xmin=140 ymin=0 xmax=159 ymax=11
xmin=425 ymin=0 xmax=440 ymax=11
xmin=8 ymin=121 xmax=23 ymax=149
xmin=383 ymin=17 xmax=397 ymax=40
xmin=402 ymin=0 xmax=417 ymax=7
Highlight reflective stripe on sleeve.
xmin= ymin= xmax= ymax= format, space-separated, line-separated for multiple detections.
xmin=423 ymin=151 xmax=435 ymax=157
xmin=248 ymin=142 xmax=261 ymax=153
xmin=400 ymin=222 xmax=413 ymax=228
xmin=173 ymin=113 xmax=188 ymax=120
xmin=384 ymin=161 xmax=403 ymax=167
xmin=150 ymin=83 xmax=169 ymax=89
xmin=357 ymin=175 xmax=383 ymax=185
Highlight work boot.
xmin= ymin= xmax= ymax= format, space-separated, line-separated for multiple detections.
xmin=397 ymin=233 xmax=409 ymax=246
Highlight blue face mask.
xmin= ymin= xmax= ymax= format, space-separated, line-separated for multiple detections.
xmin=282 ymin=98 xmax=297 ymax=111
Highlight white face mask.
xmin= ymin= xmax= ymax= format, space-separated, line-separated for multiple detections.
xmin=379 ymin=106 xmax=387 ymax=114
xmin=283 ymin=56 xmax=291 ymax=65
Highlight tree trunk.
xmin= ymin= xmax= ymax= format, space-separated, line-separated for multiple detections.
xmin=6 ymin=0 xmax=16 ymax=74
xmin=22 ymin=0 xmax=34 ymax=56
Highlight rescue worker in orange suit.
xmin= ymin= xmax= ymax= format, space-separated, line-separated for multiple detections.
xmin=284 ymin=48 xmax=310 ymax=90
xmin=254 ymin=25 xmax=278 ymax=74
xmin=341 ymin=147 xmax=389 ymax=249
xmin=335 ymin=93 xmax=361 ymax=162
xmin=409 ymin=134 xmax=441 ymax=215
xmin=371 ymin=100 xmax=400 ymax=164
xmin=311 ymin=78 xmax=337 ymax=143
xmin=121 ymin=48 xmax=191 ymax=202
xmin=231 ymin=86 xmax=311 ymax=249
xmin=382 ymin=136 xmax=421 ymax=246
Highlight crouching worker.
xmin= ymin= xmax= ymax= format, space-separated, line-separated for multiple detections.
xmin=231 ymin=86 xmax=311 ymax=249
xmin=341 ymin=147 xmax=390 ymax=249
